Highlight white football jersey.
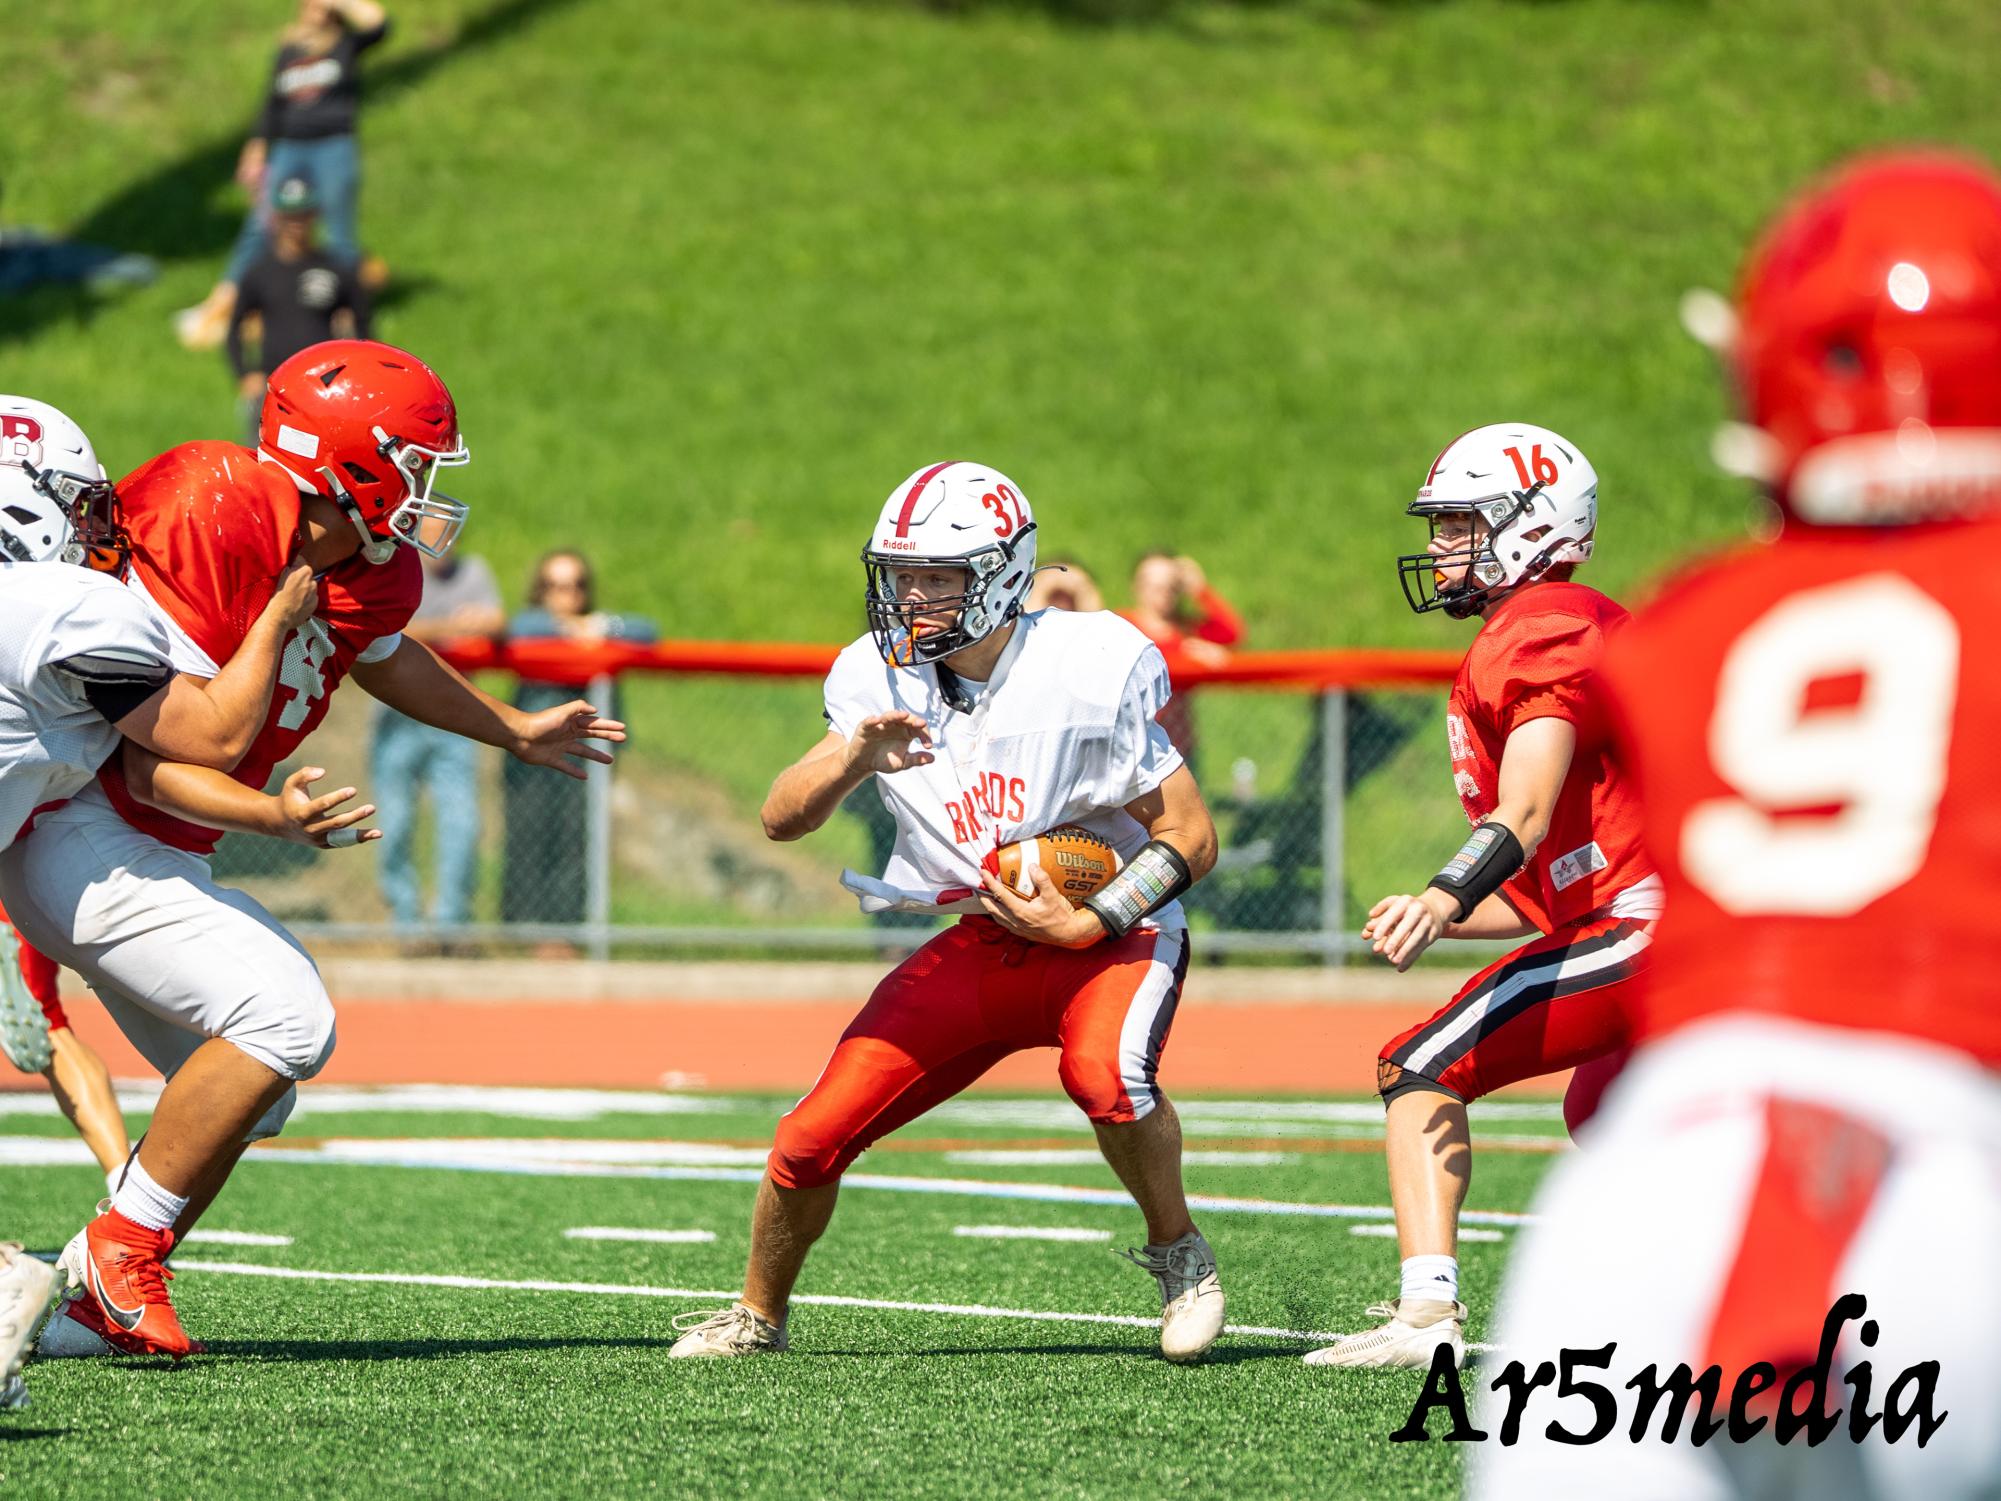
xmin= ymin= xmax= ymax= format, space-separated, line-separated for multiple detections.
xmin=825 ymin=608 xmax=1187 ymax=929
xmin=0 ymin=562 xmax=173 ymax=852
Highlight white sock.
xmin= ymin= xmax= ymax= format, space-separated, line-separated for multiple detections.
xmin=111 ymin=1160 xmax=188 ymax=1233
xmin=1400 ymin=1254 xmax=1458 ymax=1306
xmin=104 ymin=1168 xmax=123 ymax=1200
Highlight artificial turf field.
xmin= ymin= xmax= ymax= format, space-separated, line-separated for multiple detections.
xmin=0 ymin=1085 xmax=1566 ymax=1497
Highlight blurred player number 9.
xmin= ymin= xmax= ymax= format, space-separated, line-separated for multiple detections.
xmin=1681 ymin=573 xmax=1960 ymax=916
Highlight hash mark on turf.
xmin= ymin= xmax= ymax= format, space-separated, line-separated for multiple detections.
xmin=565 ymin=1227 xmax=717 ymax=1244
xmin=952 ymin=1226 xmax=1112 ymax=1242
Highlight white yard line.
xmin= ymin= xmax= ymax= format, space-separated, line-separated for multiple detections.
xmin=565 ymin=1227 xmax=717 ymax=1244
xmin=1348 ymin=1223 xmax=1504 ymax=1243
xmin=168 ymin=1257 xmax=1497 ymax=1351
xmin=952 ymin=1226 xmax=1112 ymax=1243
xmin=944 ymin=1150 xmax=1291 ymax=1167
xmin=0 ymin=1134 xmax=1536 ymax=1225
xmin=183 ymin=1229 xmax=294 ymax=1247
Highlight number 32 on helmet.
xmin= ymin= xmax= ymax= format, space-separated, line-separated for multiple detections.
xmin=863 ymin=460 xmax=1040 ymax=666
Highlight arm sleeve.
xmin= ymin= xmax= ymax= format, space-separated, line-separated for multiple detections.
xmin=1190 ymin=585 xmax=1245 ymax=647
xmin=1491 ymin=614 xmax=1607 ymax=737
xmin=252 ymin=63 xmax=282 ymax=140
xmin=1103 ymin=645 xmax=1185 ymax=806
xmin=355 ymin=632 xmax=403 ymax=665
xmin=47 ymin=581 xmax=177 ymax=722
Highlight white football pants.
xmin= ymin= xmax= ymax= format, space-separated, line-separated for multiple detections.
xmin=1470 ymin=1015 xmax=2001 ymax=1501
xmin=0 ymin=787 xmax=334 ymax=1140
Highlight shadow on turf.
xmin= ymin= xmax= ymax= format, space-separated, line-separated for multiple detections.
xmin=2 ymin=0 xmax=587 ymax=351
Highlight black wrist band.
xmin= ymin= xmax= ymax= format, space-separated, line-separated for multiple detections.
xmin=1083 ymin=840 xmax=1193 ymax=939
xmin=1425 ymin=821 xmax=1525 ymax=924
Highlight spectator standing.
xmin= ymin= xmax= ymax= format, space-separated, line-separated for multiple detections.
xmin=502 ymin=552 xmax=656 ymax=936
xmin=1120 ymin=552 xmax=1245 ymax=762
xmin=369 ymin=535 xmax=504 ymax=938
xmin=177 ymin=0 xmax=390 ymax=350
xmin=225 ymin=176 xmax=371 ymax=439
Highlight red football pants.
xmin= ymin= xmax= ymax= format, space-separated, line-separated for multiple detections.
xmin=0 ymin=899 xmax=66 ymax=1029
xmin=1377 ymin=914 xmax=1652 ymax=1127
xmin=768 ymin=916 xmax=1191 ymax=1190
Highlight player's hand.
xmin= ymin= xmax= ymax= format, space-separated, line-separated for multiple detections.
xmin=843 ymin=712 xmax=934 ymax=776
xmin=1176 ymin=556 xmax=1208 ymax=596
xmin=276 ymin=766 xmax=380 ymax=849
xmin=1363 ymin=889 xmax=1459 ymax=972
xmin=978 ymin=864 xmax=1104 ymax=949
xmin=267 ymin=559 xmax=320 ymax=632
xmin=509 ymin=700 xmax=628 ymax=780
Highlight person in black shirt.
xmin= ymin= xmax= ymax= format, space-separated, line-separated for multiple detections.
xmin=177 ymin=0 xmax=389 ymax=351
xmin=226 ymin=176 xmax=371 ymax=439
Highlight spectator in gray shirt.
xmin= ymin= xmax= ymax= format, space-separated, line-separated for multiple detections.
xmin=370 ymin=532 xmax=503 ymax=938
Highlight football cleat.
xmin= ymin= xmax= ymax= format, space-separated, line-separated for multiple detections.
xmin=1 ymin=1243 xmax=65 ymax=1395
xmin=0 ymin=1374 xmax=24 ymax=1410
xmin=667 ymin=1303 xmax=788 ymax=1358
xmin=1119 ymin=1228 xmax=1226 ymax=1363
xmin=58 ymin=1209 xmax=195 ymax=1359
xmin=1303 ymin=1297 xmax=1467 ymax=1369
xmin=0 ymin=941 xmax=53 ymax=1074
xmin=35 ymin=1301 xmax=115 ymax=1359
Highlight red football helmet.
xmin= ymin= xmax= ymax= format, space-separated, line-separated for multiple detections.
xmin=1728 ymin=150 xmax=2001 ymax=524
xmin=258 ymin=339 xmax=470 ymax=562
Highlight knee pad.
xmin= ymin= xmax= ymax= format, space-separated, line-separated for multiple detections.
xmin=767 ymin=1110 xmax=848 ymax=1190
xmin=1058 ymin=1052 xmax=1136 ymax=1124
xmin=247 ymin=1083 xmax=297 ymax=1142
xmin=1377 ymin=1054 xmax=1464 ymax=1107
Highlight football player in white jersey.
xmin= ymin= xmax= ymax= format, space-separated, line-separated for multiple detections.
xmin=0 ymin=394 xmax=374 ymax=1395
xmin=671 ymin=461 xmax=1227 ymax=1362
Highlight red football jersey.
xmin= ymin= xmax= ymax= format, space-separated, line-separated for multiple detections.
xmin=97 ymin=441 xmax=421 ymax=854
xmin=1602 ymin=519 xmax=2001 ymax=1067
xmin=1447 ymin=580 xmax=1652 ymax=932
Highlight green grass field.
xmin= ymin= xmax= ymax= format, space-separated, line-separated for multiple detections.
xmin=12 ymin=0 xmax=2001 ymax=933
xmin=1 ymin=1085 xmax=1565 ymax=1497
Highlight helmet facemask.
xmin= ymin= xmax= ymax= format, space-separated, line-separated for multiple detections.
xmin=19 ymin=459 xmax=126 ymax=570
xmin=1398 ymin=491 xmax=1534 ymax=617
xmin=864 ymin=524 xmax=1037 ymax=667
xmin=374 ymin=424 xmax=470 ymax=558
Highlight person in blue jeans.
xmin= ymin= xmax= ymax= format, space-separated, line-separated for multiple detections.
xmin=176 ymin=0 xmax=390 ymax=350
xmin=370 ymin=539 xmax=503 ymax=935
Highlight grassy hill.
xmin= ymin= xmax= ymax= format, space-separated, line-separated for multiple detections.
xmin=11 ymin=0 xmax=2000 ymax=934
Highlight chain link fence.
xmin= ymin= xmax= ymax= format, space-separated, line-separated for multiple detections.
xmin=220 ymin=663 xmax=1471 ymax=962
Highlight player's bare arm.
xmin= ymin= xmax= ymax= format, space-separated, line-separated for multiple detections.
xmin=118 ymin=742 xmax=379 ymax=849
xmin=979 ymin=765 xmax=1216 ymax=948
xmin=762 ymin=714 xmax=934 ymax=841
xmin=350 ymin=635 xmax=626 ymax=780
xmin=106 ymin=559 xmax=318 ymax=771
xmin=1368 ymin=711 xmax=1575 ymax=971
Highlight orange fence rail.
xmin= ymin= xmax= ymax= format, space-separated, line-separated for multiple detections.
xmin=432 ymin=637 xmax=1463 ymax=690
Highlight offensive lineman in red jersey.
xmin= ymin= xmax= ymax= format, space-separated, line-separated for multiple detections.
xmin=1307 ymin=423 xmax=1658 ymax=1370
xmin=1474 ymin=155 xmax=2001 ymax=1500
xmin=1 ymin=340 xmax=625 ymax=1361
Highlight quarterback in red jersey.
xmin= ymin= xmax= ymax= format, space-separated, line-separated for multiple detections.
xmin=1307 ymin=422 xmax=1658 ymax=1370
xmin=1474 ymin=155 xmax=2001 ymax=1500
xmin=2 ymin=341 xmax=625 ymax=1361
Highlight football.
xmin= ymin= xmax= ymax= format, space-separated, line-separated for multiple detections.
xmin=981 ymin=825 xmax=1121 ymax=907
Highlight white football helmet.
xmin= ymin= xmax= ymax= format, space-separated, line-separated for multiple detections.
xmin=863 ymin=460 xmax=1038 ymax=666
xmin=1399 ymin=422 xmax=1599 ymax=617
xmin=0 ymin=395 xmax=105 ymax=566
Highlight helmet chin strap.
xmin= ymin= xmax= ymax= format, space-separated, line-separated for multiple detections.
xmin=317 ymin=465 xmax=398 ymax=565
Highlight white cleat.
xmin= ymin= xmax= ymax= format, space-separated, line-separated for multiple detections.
xmin=1120 ymin=1229 xmax=1225 ymax=1363
xmin=0 ymin=943 xmax=52 ymax=1074
xmin=1303 ymin=1297 xmax=1467 ymax=1369
xmin=1 ymin=1243 xmax=64 ymax=1398
xmin=668 ymin=1303 xmax=788 ymax=1358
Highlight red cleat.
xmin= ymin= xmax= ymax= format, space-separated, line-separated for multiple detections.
xmin=62 ymin=1210 xmax=197 ymax=1359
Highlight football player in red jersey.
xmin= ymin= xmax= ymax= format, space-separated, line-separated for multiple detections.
xmin=2 ymin=341 xmax=625 ymax=1361
xmin=1306 ymin=423 xmax=1659 ymax=1370
xmin=1473 ymin=155 xmax=2001 ymax=1500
